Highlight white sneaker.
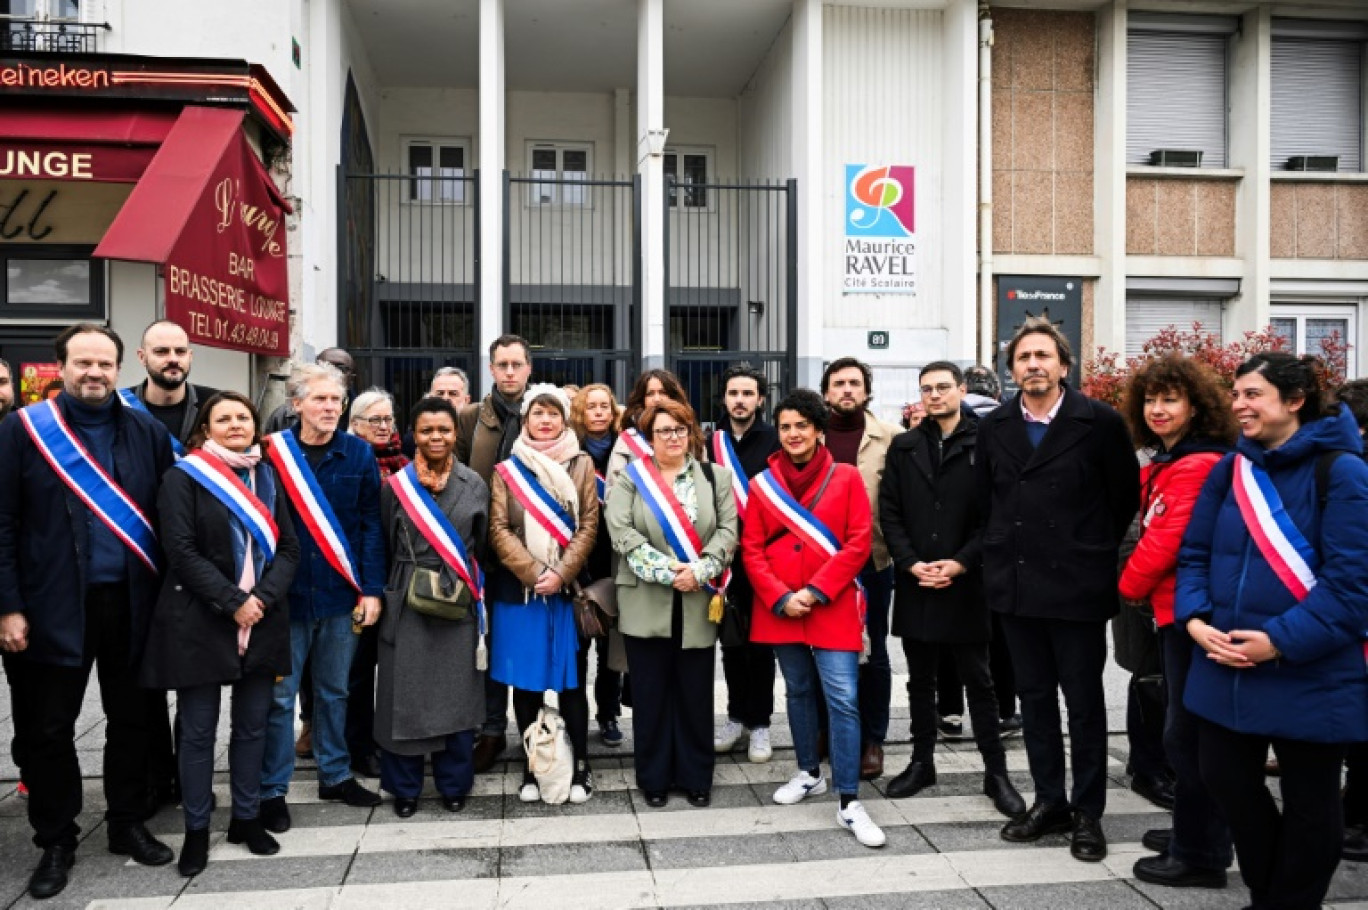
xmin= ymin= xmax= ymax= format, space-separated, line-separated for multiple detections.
xmin=747 ymin=726 xmax=772 ymax=763
xmin=714 ymin=719 xmax=747 ymax=753
xmin=773 ymin=770 xmax=828 ymax=805
xmin=837 ymin=800 xmax=887 ymax=848
xmin=519 ymin=781 xmax=540 ymax=803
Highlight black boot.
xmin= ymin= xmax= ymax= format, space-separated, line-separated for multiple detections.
xmin=226 ymin=817 xmax=280 ymax=856
xmin=885 ymin=760 xmax=936 ymax=799
xmin=983 ymin=771 xmax=1027 ymax=818
xmin=178 ymin=828 xmax=209 ymax=878
xmin=28 ymin=846 xmax=75 ymax=899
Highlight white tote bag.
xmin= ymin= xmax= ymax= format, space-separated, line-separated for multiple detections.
xmin=523 ymin=704 xmax=573 ymax=805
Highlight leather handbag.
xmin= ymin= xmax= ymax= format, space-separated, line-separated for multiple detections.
xmin=572 ymin=577 xmax=617 ymax=639
xmin=401 ymin=525 xmax=472 ymax=622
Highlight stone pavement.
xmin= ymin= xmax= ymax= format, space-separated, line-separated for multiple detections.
xmin=1 ymin=660 xmax=1367 ymax=909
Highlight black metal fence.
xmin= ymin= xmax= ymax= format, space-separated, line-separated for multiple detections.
xmin=338 ymin=167 xmax=479 ymax=415
xmin=665 ymin=178 xmax=797 ymax=426
xmin=504 ymin=171 xmax=640 ymax=397
xmin=1 ymin=18 xmax=106 ymax=53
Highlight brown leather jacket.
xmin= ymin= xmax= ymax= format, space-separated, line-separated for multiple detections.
xmin=489 ymin=453 xmax=599 ymax=591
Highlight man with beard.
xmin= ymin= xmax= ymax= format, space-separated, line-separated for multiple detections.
xmin=976 ymin=318 xmax=1138 ymax=862
xmin=707 ymin=362 xmax=780 ymax=763
xmin=0 ymin=324 xmax=176 ymax=898
xmin=0 ymin=358 xmax=13 ymax=420
xmin=457 ymin=335 xmax=534 ymax=772
xmin=820 ymin=357 xmax=900 ymax=780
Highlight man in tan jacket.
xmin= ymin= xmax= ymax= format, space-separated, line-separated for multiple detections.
xmin=821 ymin=357 xmax=898 ymax=781
xmin=456 ymin=334 xmax=533 ymax=771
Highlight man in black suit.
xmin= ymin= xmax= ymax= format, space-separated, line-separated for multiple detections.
xmin=975 ymin=318 xmax=1139 ymax=862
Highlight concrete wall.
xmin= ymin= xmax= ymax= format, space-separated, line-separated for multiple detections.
xmin=1271 ymin=181 xmax=1368 ymax=261
xmin=738 ymin=14 xmax=794 ymax=182
xmin=1126 ymin=177 xmax=1238 ymax=257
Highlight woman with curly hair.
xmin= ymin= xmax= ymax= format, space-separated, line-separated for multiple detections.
xmin=1118 ymin=355 xmax=1238 ymax=890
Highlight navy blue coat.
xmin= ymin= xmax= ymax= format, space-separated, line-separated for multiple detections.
xmin=0 ymin=393 xmax=175 ymax=667
xmin=1175 ymin=406 xmax=1368 ymax=743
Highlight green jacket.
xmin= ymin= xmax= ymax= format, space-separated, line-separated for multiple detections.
xmin=605 ymin=458 xmax=738 ymax=649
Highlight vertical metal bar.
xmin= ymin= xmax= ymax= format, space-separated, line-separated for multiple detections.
xmin=472 ymin=170 xmax=482 ymax=369
xmin=502 ymin=170 xmax=512 ymax=337
xmin=786 ymin=179 xmax=799 ymax=394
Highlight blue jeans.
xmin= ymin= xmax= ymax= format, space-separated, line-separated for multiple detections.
xmin=775 ymin=644 xmax=861 ymax=796
xmin=262 ymin=615 xmax=359 ymax=797
xmin=858 ymin=563 xmax=894 ymax=745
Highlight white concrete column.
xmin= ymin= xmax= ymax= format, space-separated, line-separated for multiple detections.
xmin=1094 ymin=0 xmax=1128 ymax=354
xmin=792 ymin=0 xmax=824 ymax=389
xmin=1228 ymin=6 xmax=1272 ymax=335
xmin=478 ymin=0 xmax=506 ymax=395
xmin=942 ymin=0 xmax=978 ymax=364
xmin=637 ymin=0 xmax=666 ymax=369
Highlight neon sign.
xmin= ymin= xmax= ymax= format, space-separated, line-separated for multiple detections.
xmin=0 ymin=62 xmax=109 ymax=89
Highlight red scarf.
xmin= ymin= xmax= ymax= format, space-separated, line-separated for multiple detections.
xmin=372 ymin=434 xmax=410 ymax=479
xmin=774 ymin=445 xmax=834 ymax=504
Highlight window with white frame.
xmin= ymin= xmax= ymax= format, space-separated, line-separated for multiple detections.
xmin=527 ymin=143 xmax=591 ymax=206
xmin=1126 ymin=14 xmax=1237 ymax=168
xmin=405 ymin=139 xmax=469 ymax=204
xmin=1271 ymin=303 xmax=1358 ymax=374
xmin=664 ymin=148 xmax=712 ymax=209
xmin=1270 ymin=20 xmax=1366 ymax=173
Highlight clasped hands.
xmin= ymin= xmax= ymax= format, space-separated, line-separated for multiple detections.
xmin=1186 ymin=618 xmax=1279 ymax=668
xmin=909 ymin=559 xmax=966 ymax=589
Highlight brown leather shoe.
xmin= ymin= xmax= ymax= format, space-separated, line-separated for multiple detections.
xmin=472 ymin=733 xmax=505 ymax=773
xmin=860 ymin=742 xmax=884 ymax=780
xmin=294 ymin=722 xmax=313 ymax=759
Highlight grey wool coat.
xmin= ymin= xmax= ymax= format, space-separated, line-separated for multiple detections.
xmin=376 ymin=463 xmax=490 ymax=755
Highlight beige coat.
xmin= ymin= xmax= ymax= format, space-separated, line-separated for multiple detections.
xmin=856 ymin=411 xmax=899 ymax=570
xmin=489 ymin=453 xmax=599 ymax=591
xmin=605 ymin=459 xmax=738 ymax=649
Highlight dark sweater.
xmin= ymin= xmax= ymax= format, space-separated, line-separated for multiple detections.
xmin=825 ymin=409 xmax=866 ymax=466
xmin=66 ymin=394 xmax=125 ymax=583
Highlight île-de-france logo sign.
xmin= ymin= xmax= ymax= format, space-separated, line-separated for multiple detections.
xmin=843 ymin=164 xmax=916 ymax=295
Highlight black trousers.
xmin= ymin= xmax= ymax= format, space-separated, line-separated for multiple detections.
xmin=19 ymin=584 xmax=151 ymax=848
xmin=346 ymin=622 xmax=378 ymax=761
xmin=1198 ymin=718 xmax=1345 ymax=910
xmin=622 ymin=594 xmax=714 ymax=793
xmin=3 ymin=651 xmax=32 ymax=776
xmin=721 ymin=637 xmax=776 ymax=729
xmin=999 ymin=613 xmax=1109 ymax=819
xmin=1345 ymin=743 xmax=1368 ymax=826
xmin=145 ymin=689 xmax=176 ymax=792
xmin=513 ymin=640 xmax=590 ymax=766
xmin=177 ymin=674 xmax=273 ymax=829
xmin=591 ymin=635 xmax=622 ymax=722
xmin=904 ymin=638 xmax=1005 ymax=772
xmin=937 ymin=615 xmax=1018 ymax=720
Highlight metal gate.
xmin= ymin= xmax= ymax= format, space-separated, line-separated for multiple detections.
xmin=504 ymin=171 xmax=640 ymax=397
xmin=338 ymin=167 xmax=480 ymax=415
xmin=664 ymin=178 xmax=797 ymax=426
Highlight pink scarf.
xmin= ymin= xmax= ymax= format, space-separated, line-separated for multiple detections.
xmin=519 ymin=426 xmax=582 ymax=464
xmin=203 ymin=441 xmax=264 ymax=656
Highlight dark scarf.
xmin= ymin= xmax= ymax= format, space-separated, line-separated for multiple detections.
xmin=371 ymin=433 xmax=410 ymax=479
xmin=491 ymin=390 xmax=523 ymax=463
xmin=825 ymin=408 xmax=866 ymax=465
xmin=582 ymin=431 xmax=615 ymax=469
xmin=775 ymin=445 xmax=834 ymax=504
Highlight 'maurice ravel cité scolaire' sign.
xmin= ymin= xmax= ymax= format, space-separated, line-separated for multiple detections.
xmin=843 ymin=164 xmax=916 ymax=296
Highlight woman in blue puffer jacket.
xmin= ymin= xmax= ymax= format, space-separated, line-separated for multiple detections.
xmin=1176 ymin=352 xmax=1368 ymax=910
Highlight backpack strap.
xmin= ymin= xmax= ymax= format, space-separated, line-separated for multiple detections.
xmin=1316 ymin=450 xmax=1348 ymax=506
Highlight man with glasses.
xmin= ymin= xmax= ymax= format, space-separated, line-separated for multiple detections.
xmin=457 ymin=335 xmax=534 ymax=772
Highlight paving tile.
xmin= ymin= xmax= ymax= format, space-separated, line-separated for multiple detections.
xmin=978 ymin=879 xmax=1157 ymax=909
xmin=646 ymin=832 xmax=795 ymax=870
xmin=499 ymin=839 xmax=646 ymax=877
xmin=346 ymin=846 xmax=499 ymax=884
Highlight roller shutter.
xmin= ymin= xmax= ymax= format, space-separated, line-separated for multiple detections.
xmin=1127 ymin=31 xmax=1228 ymax=168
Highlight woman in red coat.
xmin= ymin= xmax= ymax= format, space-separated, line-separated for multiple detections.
xmin=1117 ymin=354 xmax=1237 ymax=890
xmin=743 ymin=389 xmax=882 ymax=848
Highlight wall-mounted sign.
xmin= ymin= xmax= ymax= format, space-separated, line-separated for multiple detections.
xmin=995 ymin=275 xmax=1083 ymax=395
xmin=0 ymin=181 xmax=132 ymax=244
xmin=843 ymin=164 xmax=917 ymax=296
xmin=19 ymin=361 xmax=61 ymax=406
xmin=868 ymin=330 xmax=889 ymax=349
xmin=0 ymin=143 xmax=156 ymax=183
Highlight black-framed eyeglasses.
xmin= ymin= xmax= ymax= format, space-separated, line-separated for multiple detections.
xmin=919 ymin=383 xmax=956 ymax=396
xmin=363 ymin=415 xmax=395 ymax=427
xmin=653 ymin=426 xmax=688 ymax=439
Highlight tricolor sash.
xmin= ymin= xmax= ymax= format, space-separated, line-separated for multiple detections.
xmin=624 ymin=457 xmax=722 ymax=595
xmin=750 ymin=467 xmax=866 ymax=615
xmin=118 ymin=388 xmax=186 ymax=459
xmin=388 ymin=464 xmax=487 ymax=634
xmin=621 ymin=427 xmax=653 ymax=460
xmin=594 ymin=470 xmax=607 ymax=505
xmin=1232 ymin=454 xmax=1317 ymax=602
xmin=265 ymin=431 xmax=362 ymax=593
xmin=711 ymin=431 xmax=749 ymax=521
xmin=19 ymin=399 xmax=160 ymax=573
xmin=175 ymin=452 xmax=279 ymax=561
xmin=495 ymin=455 xmax=577 ymax=548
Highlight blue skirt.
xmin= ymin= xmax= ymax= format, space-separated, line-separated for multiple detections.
xmin=489 ymin=593 xmax=580 ymax=692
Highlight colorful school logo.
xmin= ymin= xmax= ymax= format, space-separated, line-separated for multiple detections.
xmin=846 ymin=165 xmax=915 ymax=238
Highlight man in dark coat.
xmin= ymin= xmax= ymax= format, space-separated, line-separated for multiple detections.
xmin=0 ymin=324 xmax=176 ymax=899
xmin=976 ymin=319 xmax=1139 ymax=863
xmin=880 ymin=361 xmax=1025 ymax=819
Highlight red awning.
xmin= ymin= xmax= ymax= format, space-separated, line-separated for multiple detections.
xmin=0 ymin=108 xmax=178 ymax=182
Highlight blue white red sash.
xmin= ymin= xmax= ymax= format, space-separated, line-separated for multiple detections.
xmin=118 ymin=388 xmax=186 ymax=458
xmin=265 ymin=431 xmax=362 ymax=593
xmin=19 ymin=399 xmax=160 ymax=573
xmin=621 ymin=427 xmax=653 ymax=460
xmin=750 ymin=467 xmax=866 ymax=615
xmin=388 ymin=464 xmax=487 ymax=635
xmin=594 ymin=470 xmax=607 ymax=505
xmin=495 ymin=455 xmax=576 ymax=548
xmin=1232 ymin=454 xmax=1317 ymax=602
xmin=624 ymin=457 xmax=723 ymax=594
xmin=175 ymin=451 xmax=278 ymax=561
xmin=711 ymin=431 xmax=749 ymax=521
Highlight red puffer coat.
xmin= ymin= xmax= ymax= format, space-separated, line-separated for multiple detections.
xmin=743 ymin=452 xmax=872 ymax=651
xmin=1118 ymin=442 xmax=1226 ymax=626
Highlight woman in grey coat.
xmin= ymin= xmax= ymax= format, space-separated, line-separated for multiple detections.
xmin=376 ymin=397 xmax=490 ymax=817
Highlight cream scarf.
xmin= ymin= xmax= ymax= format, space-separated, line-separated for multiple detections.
xmin=510 ymin=432 xmax=581 ymax=589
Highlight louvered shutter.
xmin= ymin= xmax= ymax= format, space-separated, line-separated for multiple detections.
xmin=1271 ymin=38 xmax=1363 ymax=172
xmin=1127 ymin=31 xmax=1228 ymax=168
xmin=1125 ymin=299 xmax=1224 ymax=357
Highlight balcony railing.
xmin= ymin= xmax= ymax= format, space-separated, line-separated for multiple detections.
xmin=1 ymin=18 xmax=109 ymax=54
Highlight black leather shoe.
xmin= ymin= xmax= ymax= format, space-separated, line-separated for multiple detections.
xmin=473 ymin=734 xmax=505 ymax=774
xmin=108 ymin=823 xmax=174 ymax=866
xmin=28 ymin=846 xmax=75 ymax=900
xmin=686 ymin=790 xmax=711 ymax=808
xmin=178 ymin=828 xmax=209 ymax=877
xmin=260 ymin=795 xmax=291 ymax=833
xmin=393 ymin=798 xmax=418 ymax=818
xmin=319 ymin=778 xmax=382 ymax=808
xmin=441 ymin=795 xmax=466 ymax=813
xmin=1142 ymin=828 xmax=1172 ymax=854
xmin=885 ymin=760 xmax=936 ymax=799
xmin=983 ymin=771 xmax=1027 ymax=818
xmin=644 ymin=791 xmax=668 ymax=808
xmin=1345 ymin=825 xmax=1368 ymax=862
xmin=1133 ymin=853 xmax=1227 ymax=888
xmin=1131 ymin=774 xmax=1176 ymax=811
xmin=226 ymin=817 xmax=280 ymax=856
xmin=1000 ymin=801 xmax=1072 ymax=842
xmin=1070 ymin=811 xmax=1107 ymax=862
xmin=351 ymin=752 xmax=382 ymax=779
